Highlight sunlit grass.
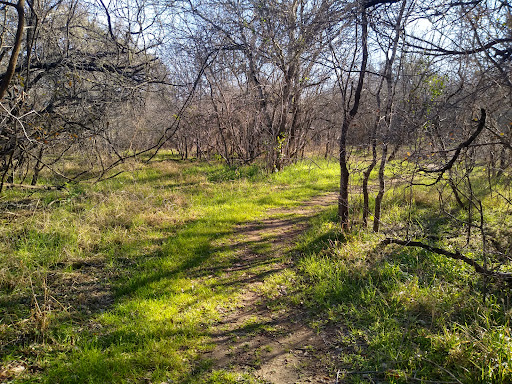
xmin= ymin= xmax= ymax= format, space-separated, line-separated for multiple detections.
xmin=0 ymin=156 xmax=338 ymax=383
xmin=2 ymin=153 xmax=511 ymax=383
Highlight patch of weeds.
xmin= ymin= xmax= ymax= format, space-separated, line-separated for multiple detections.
xmin=253 ymin=345 xmax=273 ymax=368
xmin=196 ymin=369 xmax=267 ymax=384
xmin=206 ymin=164 xmax=264 ymax=183
xmin=259 ymin=269 xmax=297 ymax=296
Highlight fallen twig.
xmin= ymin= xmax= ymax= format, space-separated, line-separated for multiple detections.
xmin=2 ymin=183 xmax=63 ymax=190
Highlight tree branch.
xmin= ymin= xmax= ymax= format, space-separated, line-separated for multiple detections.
xmin=419 ymin=108 xmax=486 ymax=181
xmin=364 ymin=0 xmax=400 ymax=8
xmin=382 ymin=238 xmax=512 ymax=281
xmin=406 ymin=36 xmax=512 ymax=57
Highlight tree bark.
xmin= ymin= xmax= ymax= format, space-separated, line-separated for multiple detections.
xmin=338 ymin=8 xmax=368 ymax=229
xmin=373 ymin=143 xmax=388 ymax=232
xmin=0 ymin=0 xmax=25 ymax=100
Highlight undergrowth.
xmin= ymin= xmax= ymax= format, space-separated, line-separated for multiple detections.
xmin=1 ymin=154 xmax=510 ymax=383
xmin=289 ymin=188 xmax=512 ymax=384
xmin=0 ymin=156 xmax=338 ymax=383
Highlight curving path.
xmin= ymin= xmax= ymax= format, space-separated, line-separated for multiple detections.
xmin=204 ymin=193 xmax=340 ymax=384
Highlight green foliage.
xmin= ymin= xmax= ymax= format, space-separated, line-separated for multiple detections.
xmin=2 ymin=154 xmax=510 ymax=383
xmin=427 ymin=74 xmax=447 ymax=101
xmin=205 ymin=163 xmax=263 ymax=182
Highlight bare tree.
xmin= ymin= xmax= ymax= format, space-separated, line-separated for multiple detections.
xmin=0 ymin=0 xmax=174 ymax=190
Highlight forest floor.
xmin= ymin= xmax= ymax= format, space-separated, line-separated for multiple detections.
xmin=1 ymin=157 xmax=510 ymax=384
xmin=203 ymin=192 xmax=339 ymax=383
xmin=0 ymin=158 xmax=345 ymax=384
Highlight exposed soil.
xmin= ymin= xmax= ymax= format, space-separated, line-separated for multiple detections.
xmin=205 ymin=193 xmax=341 ymax=383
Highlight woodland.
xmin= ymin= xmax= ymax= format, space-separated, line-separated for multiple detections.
xmin=1 ymin=0 xmax=512 ymax=383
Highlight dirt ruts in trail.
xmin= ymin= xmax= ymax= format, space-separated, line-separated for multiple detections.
xmin=205 ymin=193 xmax=340 ymax=384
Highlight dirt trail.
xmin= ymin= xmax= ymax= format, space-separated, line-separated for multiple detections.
xmin=205 ymin=193 xmax=340 ymax=384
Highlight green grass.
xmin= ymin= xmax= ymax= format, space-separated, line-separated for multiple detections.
xmin=283 ymin=183 xmax=512 ymax=383
xmin=2 ymin=153 xmax=511 ymax=383
xmin=0 ymin=157 xmax=338 ymax=383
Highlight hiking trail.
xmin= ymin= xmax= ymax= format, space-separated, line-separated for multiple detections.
xmin=204 ymin=192 xmax=341 ymax=384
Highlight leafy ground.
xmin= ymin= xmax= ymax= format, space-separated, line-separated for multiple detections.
xmin=0 ymin=156 xmax=511 ymax=383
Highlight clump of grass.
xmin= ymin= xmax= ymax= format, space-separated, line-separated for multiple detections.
xmin=194 ymin=369 xmax=267 ymax=384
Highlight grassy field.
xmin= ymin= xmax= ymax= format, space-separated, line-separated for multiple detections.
xmin=0 ymin=155 xmax=338 ymax=383
xmin=0 ymin=155 xmax=511 ymax=383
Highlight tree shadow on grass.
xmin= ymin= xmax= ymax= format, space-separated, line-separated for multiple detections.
xmin=286 ymin=214 xmax=507 ymax=383
xmin=4 ymin=193 xmax=339 ymax=383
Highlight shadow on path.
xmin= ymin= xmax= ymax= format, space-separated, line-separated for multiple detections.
xmin=202 ymin=193 xmax=340 ymax=384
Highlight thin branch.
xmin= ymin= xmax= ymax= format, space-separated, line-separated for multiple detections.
xmin=382 ymin=238 xmax=512 ymax=281
xmin=364 ymin=0 xmax=400 ymax=8
xmin=406 ymin=36 xmax=512 ymax=57
xmin=419 ymin=108 xmax=486 ymax=182
xmin=2 ymin=182 xmax=62 ymax=190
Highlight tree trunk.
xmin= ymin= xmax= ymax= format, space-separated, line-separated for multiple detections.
xmin=338 ymin=9 xmax=368 ymax=229
xmin=0 ymin=0 xmax=25 ymax=100
xmin=362 ymin=139 xmax=378 ymax=227
xmin=31 ymin=147 xmax=45 ymax=186
xmin=373 ymin=143 xmax=388 ymax=232
xmin=371 ymin=0 xmax=407 ymax=232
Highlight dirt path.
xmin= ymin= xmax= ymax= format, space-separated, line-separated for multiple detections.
xmin=204 ymin=193 xmax=340 ymax=384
